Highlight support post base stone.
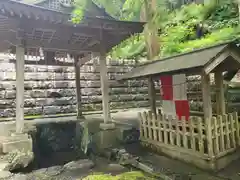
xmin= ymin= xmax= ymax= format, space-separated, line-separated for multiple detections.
xmin=99 ymin=123 xmax=115 ymax=130
xmin=77 ymin=115 xmax=85 ymax=121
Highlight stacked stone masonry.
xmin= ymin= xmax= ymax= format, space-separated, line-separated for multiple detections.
xmin=0 ymin=58 xmax=161 ymax=117
xmin=0 ymin=55 xmax=239 ymax=118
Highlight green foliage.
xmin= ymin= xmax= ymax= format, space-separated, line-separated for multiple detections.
xmin=72 ymin=0 xmax=89 ymax=24
xmin=92 ymin=0 xmax=126 ymax=19
xmin=112 ymin=1 xmax=240 ymax=59
xmin=121 ymin=0 xmax=144 ymax=21
xmin=204 ymin=0 xmax=239 ymax=30
xmin=161 ymin=27 xmax=240 ymax=57
xmin=71 ymin=0 xmax=240 ymax=59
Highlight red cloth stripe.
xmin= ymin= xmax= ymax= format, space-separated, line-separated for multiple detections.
xmin=160 ymin=76 xmax=173 ymax=100
xmin=175 ymin=100 xmax=190 ymax=121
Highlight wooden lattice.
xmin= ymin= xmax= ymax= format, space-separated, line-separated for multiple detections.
xmin=139 ymin=111 xmax=240 ymax=158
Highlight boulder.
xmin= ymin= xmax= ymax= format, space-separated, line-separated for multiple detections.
xmin=0 ymin=170 xmax=12 ymax=179
xmin=63 ymin=159 xmax=94 ymax=171
xmin=2 ymin=150 xmax=34 ymax=171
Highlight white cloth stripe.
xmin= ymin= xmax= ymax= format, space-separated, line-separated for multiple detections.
xmin=172 ymin=74 xmax=187 ymax=100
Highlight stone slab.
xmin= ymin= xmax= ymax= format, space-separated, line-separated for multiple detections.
xmin=2 ymin=138 xmax=32 ymax=153
xmin=92 ymin=129 xmax=119 ymax=150
xmin=0 ymin=122 xmax=15 ymax=136
xmin=116 ymin=125 xmax=140 ymax=144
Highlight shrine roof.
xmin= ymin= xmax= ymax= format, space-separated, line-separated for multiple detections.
xmin=118 ymin=41 xmax=240 ymax=80
xmin=0 ymin=0 xmax=144 ymax=54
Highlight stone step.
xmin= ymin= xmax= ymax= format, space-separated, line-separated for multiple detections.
xmin=0 ymin=122 xmax=15 ymax=136
xmin=0 ymin=162 xmax=10 ymax=171
xmin=1 ymin=138 xmax=32 ymax=153
xmin=0 ymin=134 xmax=29 ymax=143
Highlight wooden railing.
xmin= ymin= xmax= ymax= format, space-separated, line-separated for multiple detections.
xmin=138 ymin=111 xmax=240 ymax=159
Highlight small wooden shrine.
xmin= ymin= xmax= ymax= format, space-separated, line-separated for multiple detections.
xmin=119 ymin=41 xmax=240 ymax=170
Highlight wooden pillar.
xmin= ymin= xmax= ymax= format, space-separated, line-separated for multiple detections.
xmin=148 ymin=76 xmax=156 ymax=115
xmin=16 ymin=45 xmax=25 ymax=133
xmin=74 ymin=55 xmax=83 ymax=119
xmin=201 ymin=72 xmax=212 ymax=120
xmin=99 ymin=53 xmax=112 ymax=125
xmin=215 ymin=70 xmax=226 ymax=115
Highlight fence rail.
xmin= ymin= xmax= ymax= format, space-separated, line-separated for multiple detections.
xmin=138 ymin=111 xmax=240 ymax=159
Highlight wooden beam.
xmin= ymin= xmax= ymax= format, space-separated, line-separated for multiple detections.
xmin=99 ymin=53 xmax=111 ymax=124
xmin=15 ymin=45 xmax=25 ymax=133
xmin=204 ymin=50 xmax=230 ymax=74
xmin=148 ymin=76 xmax=156 ymax=115
xmin=74 ymin=55 xmax=83 ymax=119
xmin=215 ymin=70 xmax=226 ymax=115
xmin=9 ymin=59 xmax=74 ymax=66
xmin=201 ymin=72 xmax=212 ymax=120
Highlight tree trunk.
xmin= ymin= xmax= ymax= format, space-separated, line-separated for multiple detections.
xmin=141 ymin=0 xmax=160 ymax=115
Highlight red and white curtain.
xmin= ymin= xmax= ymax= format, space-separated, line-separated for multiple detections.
xmin=159 ymin=74 xmax=190 ymax=120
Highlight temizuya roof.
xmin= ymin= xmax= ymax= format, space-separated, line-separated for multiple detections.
xmin=0 ymin=0 xmax=145 ymax=54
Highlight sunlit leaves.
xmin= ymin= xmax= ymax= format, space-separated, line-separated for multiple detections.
xmin=71 ymin=0 xmax=88 ymax=24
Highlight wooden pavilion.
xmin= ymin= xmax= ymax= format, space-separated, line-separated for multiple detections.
xmin=119 ymin=41 xmax=240 ymax=170
xmin=0 ymin=0 xmax=144 ymax=133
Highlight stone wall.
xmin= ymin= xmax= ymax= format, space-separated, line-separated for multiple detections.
xmin=0 ymin=57 xmax=161 ymax=118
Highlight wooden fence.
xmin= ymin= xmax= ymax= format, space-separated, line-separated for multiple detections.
xmin=138 ymin=111 xmax=240 ymax=160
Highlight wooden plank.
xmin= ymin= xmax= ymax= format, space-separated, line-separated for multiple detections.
xmin=152 ymin=113 xmax=158 ymax=141
xmin=168 ymin=115 xmax=174 ymax=145
xmin=234 ymin=112 xmax=240 ymax=146
xmin=74 ymin=55 xmax=83 ymax=119
xmin=142 ymin=112 xmax=148 ymax=139
xmin=175 ymin=118 xmax=181 ymax=147
xmin=201 ymin=72 xmax=212 ymax=119
xmin=204 ymin=50 xmax=229 ymax=74
xmin=163 ymin=114 xmax=168 ymax=144
xmin=157 ymin=113 xmax=163 ymax=142
xmin=99 ymin=53 xmax=111 ymax=124
xmin=189 ymin=117 xmax=196 ymax=150
xmin=214 ymin=70 xmax=226 ymax=115
xmin=197 ymin=118 xmax=204 ymax=154
xmin=148 ymin=76 xmax=156 ymax=116
xmin=205 ymin=117 xmax=214 ymax=158
xmin=15 ymin=45 xmax=25 ymax=133
xmin=182 ymin=117 xmax=188 ymax=148
xmin=224 ymin=114 xmax=231 ymax=149
xmin=229 ymin=113 xmax=236 ymax=148
xmin=213 ymin=116 xmax=220 ymax=155
xmin=147 ymin=111 xmax=153 ymax=140
xmin=9 ymin=59 xmax=74 ymax=66
xmin=218 ymin=115 xmax=225 ymax=152
xmin=138 ymin=112 xmax=144 ymax=139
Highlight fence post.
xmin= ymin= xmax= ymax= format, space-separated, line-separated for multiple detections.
xmin=138 ymin=112 xmax=144 ymax=139
xmin=157 ymin=113 xmax=163 ymax=142
xmin=147 ymin=111 xmax=153 ymax=140
xmin=229 ymin=113 xmax=236 ymax=148
xmin=197 ymin=117 xmax=204 ymax=154
xmin=206 ymin=117 xmax=214 ymax=158
xmin=142 ymin=112 xmax=148 ymax=139
xmin=175 ymin=118 xmax=181 ymax=147
xmin=224 ymin=114 xmax=231 ymax=149
xmin=213 ymin=116 xmax=219 ymax=155
xmin=163 ymin=114 xmax=168 ymax=144
xmin=182 ymin=117 xmax=188 ymax=148
xmin=168 ymin=115 xmax=174 ymax=145
xmin=233 ymin=112 xmax=240 ymax=146
xmin=152 ymin=113 xmax=158 ymax=141
xmin=189 ymin=117 xmax=196 ymax=151
xmin=218 ymin=115 xmax=225 ymax=152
